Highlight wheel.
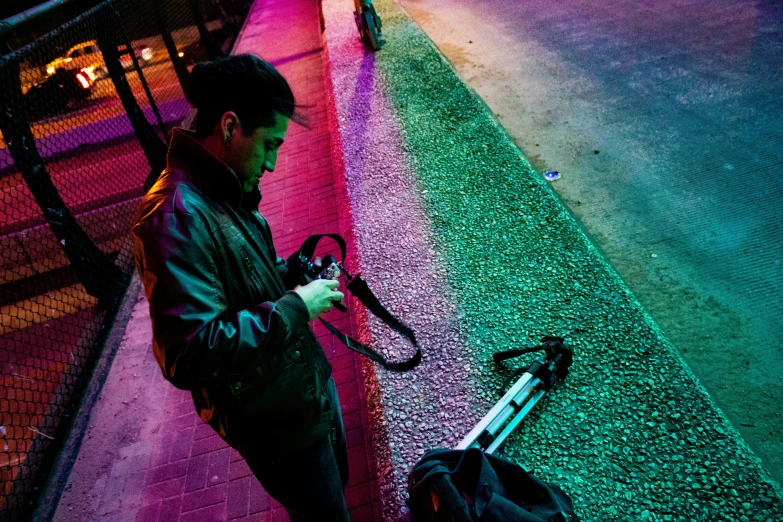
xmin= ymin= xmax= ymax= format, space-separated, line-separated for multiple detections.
xmin=361 ymin=5 xmax=382 ymax=51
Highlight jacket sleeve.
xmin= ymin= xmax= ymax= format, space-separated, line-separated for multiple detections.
xmin=131 ymin=209 xmax=311 ymax=390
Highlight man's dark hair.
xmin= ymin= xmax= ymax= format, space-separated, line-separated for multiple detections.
xmin=185 ymin=53 xmax=300 ymax=137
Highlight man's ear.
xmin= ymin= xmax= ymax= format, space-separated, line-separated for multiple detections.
xmin=221 ymin=111 xmax=239 ymax=141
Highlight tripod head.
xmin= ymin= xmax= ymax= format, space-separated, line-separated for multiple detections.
xmin=493 ymin=336 xmax=573 ymax=395
xmin=539 ymin=336 xmax=573 ymax=381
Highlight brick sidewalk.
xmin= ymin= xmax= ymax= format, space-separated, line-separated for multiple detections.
xmin=51 ymin=0 xmax=382 ymax=520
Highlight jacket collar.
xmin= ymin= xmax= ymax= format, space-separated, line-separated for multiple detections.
xmin=166 ymin=128 xmax=262 ymax=212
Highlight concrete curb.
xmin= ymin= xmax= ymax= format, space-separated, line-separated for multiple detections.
xmin=319 ymin=1 xmax=478 ymax=519
xmin=318 ymin=0 xmax=783 ymax=520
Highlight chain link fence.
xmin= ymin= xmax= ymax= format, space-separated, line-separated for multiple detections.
xmin=0 ymin=0 xmax=249 ymax=519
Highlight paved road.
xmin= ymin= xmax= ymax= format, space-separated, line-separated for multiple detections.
xmin=398 ymin=0 xmax=783 ymax=483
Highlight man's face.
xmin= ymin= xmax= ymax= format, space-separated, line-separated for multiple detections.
xmin=227 ymin=113 xmax=289 ymax=193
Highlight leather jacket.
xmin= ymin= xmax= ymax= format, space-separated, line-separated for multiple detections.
xmin=131 ymin=128 xmax=333 ymax=455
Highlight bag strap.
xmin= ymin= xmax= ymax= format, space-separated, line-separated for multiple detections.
xmin=409 ymin=450 xmax=477 ymax=522
xmin=431 ymin=475 xmax=475 ymax=522
xmin=409 ymin=449 xmax=474 ymax=492
xmin=296 ymin=234 xmax=421 ymax=372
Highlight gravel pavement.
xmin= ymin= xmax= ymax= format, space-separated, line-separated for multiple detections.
xmin=320 ymin=0 xmax=783 ymax=520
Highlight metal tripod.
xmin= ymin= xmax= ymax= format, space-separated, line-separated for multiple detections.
xmin=457 ymin=337 xmax=573 ymax=455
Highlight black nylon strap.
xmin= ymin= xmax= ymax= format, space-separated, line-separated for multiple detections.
xmin=320 ymin=319 xmax=421 ymax=372
xmin=296 ymin=234 xmax=421 ymax=372
xmin=347 ymin=275 xmax=417 ymax=346
xmin=298 ymin=234 xmax=347 ymax=265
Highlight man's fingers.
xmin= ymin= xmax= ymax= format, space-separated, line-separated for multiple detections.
xmin=333 ymin=291 xmax=345 ymax=301
xmin=324 ymin=279 xmax=340 ymax=289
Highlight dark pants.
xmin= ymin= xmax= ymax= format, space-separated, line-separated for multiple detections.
xmin=242 ymin=378 xmax=350 ymax=521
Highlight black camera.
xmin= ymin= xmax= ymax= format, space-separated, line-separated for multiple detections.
xmin=284 ymin=252 xmax=340 ymax=287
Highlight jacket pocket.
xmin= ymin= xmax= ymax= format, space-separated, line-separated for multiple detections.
xmin=237 ymin=246 xmax=267 ymax=303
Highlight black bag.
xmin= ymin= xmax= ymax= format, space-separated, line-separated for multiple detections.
xmin=407 ymin=448 xmax=578 ymax=522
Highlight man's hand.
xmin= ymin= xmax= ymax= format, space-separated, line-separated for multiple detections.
xmin=293 ymin=279 xmax=344 ymax=320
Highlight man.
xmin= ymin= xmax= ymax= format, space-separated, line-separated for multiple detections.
xmin=131 ymin=54 xmax=350 ymax=521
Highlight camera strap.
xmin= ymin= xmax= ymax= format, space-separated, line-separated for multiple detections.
xmin=295 ymin=234 xmax=421 ymax=372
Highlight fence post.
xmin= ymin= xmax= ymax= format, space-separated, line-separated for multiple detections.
xmin=156 ymin=0 xmax=190 ymax=92
xmin=188 ymin=0 xmax=224 ymax=61
xmin=119 ymin=36 xmax=169 ymax=143
xmin=211 ymin=0 xmax=238 ymax=38
xmin=95 ymin=0 xmax=168 ymax=191
xmin=0 ymin=56 xmax=124 ymax=301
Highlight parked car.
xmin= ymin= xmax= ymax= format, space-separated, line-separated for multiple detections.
xmin=45 ymin=40 xmax=108 ymax=80
xmin=44 ymin=40 xmax=153 ymax=81
xmin=119 ymin=45 xmax=154 ymax=70
xmin=24 ymin=68 xmax=94 ymax=121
